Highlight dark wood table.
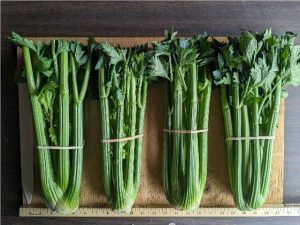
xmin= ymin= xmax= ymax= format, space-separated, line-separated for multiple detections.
xmin=2 ymin=1 xmax=300 ymax=224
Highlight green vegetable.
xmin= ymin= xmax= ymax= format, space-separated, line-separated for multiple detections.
xmin=9 ymin=33 xmax=93 ymax=213
xmin=152 ymin=31 xmax=215 ymax=210
xmin=95 ymin=42 xmax=164 ymax=211
xmin=214 ymin=29 xmax=300 ymax=210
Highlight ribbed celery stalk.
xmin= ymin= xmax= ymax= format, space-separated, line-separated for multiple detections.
xmin=57 ymin=45 xmax=92 ymax=213
xmin=220 ymin=86 xmax=233 ymax=191
xmin=29 ymin=47 xmax=63 ymax=208
xmin=134 ymin=79 xmax=147 ymax=190
xmin=260 ymin=80 xmax=281 ymax=199
xmin=18 ymin=42 xmax=63 ymax=209
xmin=113 ymin=80 xmax=126 ymax=210
xmin=58 ymin=51 xmax=70 ymax=192
xmin=197 ymin=67 xmax=211 ymax=196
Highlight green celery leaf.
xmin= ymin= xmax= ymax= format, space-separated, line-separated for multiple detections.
xmin=8 ymin=32 xmax=37 ymax=52
xmin=56 ymin=40 xmax=69 ymax=55
xmin=152 ymin=42 xmax=170 ymax=56
xmin=41 ymin=69 xmax=54 ymax=77
xmin=179 ymin=39 xmax=190 ymax=49
xmin=250 ymin=60 xmax=263 ymax=84
xmin=198 ymin=57 xmax=216 ymax=67
xmin=239 ymin=31 xmax=257 ymax=64
xmin=213 ymin=70 xmax=231 ymax=85
xmin=221 ymin=45 xmax=242 ymax=70
xmin=95 ymin=55 xmax=105 ymax=70
xmin=116 ymin=89 xmax=125 ymax=102
xmin=286 ymin=45 xmax=300 ymax=87
xmin=36 ymin=41 xmax=45 ymax=57
xmin=38 ymin=81 xmax=58 ymax=123
xmin=48 ymin=127 xmax=58 ymax=145
xmin=37 ymin=56 xmax=52 ymax=73
xmin=148 ymin=56 xmax=169 ymax=80
xmin=233 ymin=72 xmax=240 ymax=84
xmin=101 ymin=43 xmax=123 ymax=65
xmin=70 ymin=41 xmax=88 ymax=66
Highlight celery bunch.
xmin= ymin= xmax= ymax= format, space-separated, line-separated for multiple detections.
xmin=214 ymin=29 xmax=300 ymax=210
xmin=9 ymin=33 xmax=93 ymax=213
xmin=95 ymin=43 xmax=166 ymax=211
xmin=152 ymin=31 xmax=216 ymax=210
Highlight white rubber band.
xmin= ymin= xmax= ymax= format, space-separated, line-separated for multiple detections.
xmin=101 ymin=134 xmax=144 ymax=143
xmin=225 ymin=136 xmax=275 ymax=141
xmin=37 ymin=145 xmax=84 ymax=150
xmin=163 ymin=129 xmax=208 ymax=134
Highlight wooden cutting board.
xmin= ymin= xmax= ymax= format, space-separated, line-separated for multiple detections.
xmin=18 ymin=37 xmax=284 ymax=210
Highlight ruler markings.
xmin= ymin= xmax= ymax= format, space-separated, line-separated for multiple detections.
xmin=19 ymin=204 xmax=300 ymax=217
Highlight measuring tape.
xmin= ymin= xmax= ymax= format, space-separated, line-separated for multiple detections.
xmin=19 ymin=204 xmax=300 ymax=217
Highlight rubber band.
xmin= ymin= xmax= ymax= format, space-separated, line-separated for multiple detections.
xmin=163 ymin=129 xmax=208 ymax=134
xmin=101 ymin=133 xmax=144 ymax=143
xmin=225 ymin=136 xmax=275 ymax=142
xmin=37 ymin=145 xmax=84 ymax=150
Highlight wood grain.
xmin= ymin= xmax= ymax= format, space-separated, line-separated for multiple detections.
xmin=18 ymin=37 xmax=284 ymax=209
xmin=2 ymin=1 xmax=300 ymax=39
xmin=2 ymin=1 xmax=300 ymax=224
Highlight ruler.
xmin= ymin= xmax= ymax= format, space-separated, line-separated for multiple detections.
xmin=19 ymin=204 xmax=300 ymax=217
